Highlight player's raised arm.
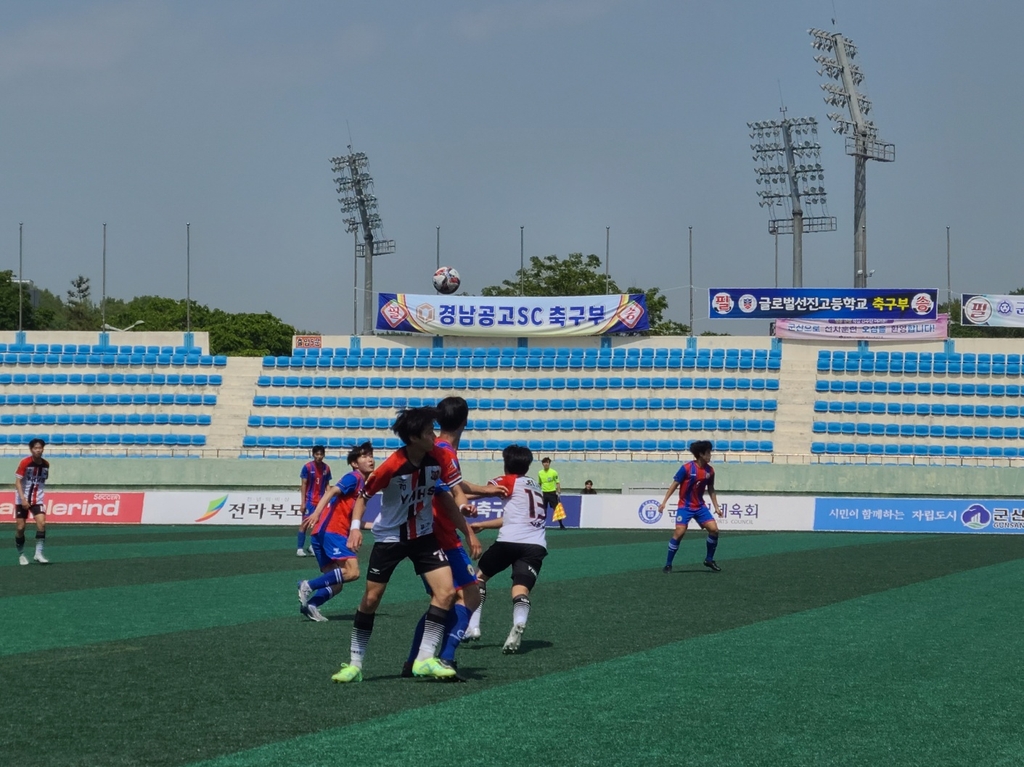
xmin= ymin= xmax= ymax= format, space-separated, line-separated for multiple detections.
xmin=460 ymin=479 xmax=509 ymax=498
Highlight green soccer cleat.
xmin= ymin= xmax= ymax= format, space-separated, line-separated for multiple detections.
xmin=411 ymin=657 xmax=457 ymax=679
xmin=330 ymin=664 xmax=363 ymax=683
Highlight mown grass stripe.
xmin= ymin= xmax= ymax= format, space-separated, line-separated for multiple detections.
xmin=0 ymin=532 xmax=910 ymax=653
xmin=187 ymin=556 xmax=1024 ymax=767
xmin=1 ymin=533 xmax=1020 ymax=766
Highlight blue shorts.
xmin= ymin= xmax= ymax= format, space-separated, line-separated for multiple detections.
xmin=311 ymin=531 xmax=356 ymax=569
xmin=421 ymin=545 xmax=478 ymax=595
xmin=675 ymin=505 xmax=715 ymax=527
xmin=303 ymin=503 xmax=317 ymax=519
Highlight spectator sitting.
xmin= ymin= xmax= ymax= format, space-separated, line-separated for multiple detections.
xmin=581 ymin=479 xmax=597 ymax=495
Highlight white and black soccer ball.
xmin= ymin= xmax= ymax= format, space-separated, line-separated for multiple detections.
xmin=432 ymin=266 xmax=461 ymax=295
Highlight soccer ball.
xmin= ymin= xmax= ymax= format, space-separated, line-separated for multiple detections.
xmin=432 ymin=266 xmax=461 ymax=295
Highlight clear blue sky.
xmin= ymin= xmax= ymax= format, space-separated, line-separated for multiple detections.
xmin=0 ymin=1 xmax=1018 ymax=334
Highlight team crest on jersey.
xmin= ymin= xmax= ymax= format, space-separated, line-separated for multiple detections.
xmin=638 ymin=499 xmax=663 ymax=525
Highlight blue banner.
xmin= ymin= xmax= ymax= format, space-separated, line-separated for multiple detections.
xmin=473 ymin=494 xmax=581 ymax=529
xmin=709 ymin=288 xmax=938 ymax=320
xmin=377 ymin=293 xmax=649 ymax=336
xmin=814 ymin=497 xmax=1024 ymax=534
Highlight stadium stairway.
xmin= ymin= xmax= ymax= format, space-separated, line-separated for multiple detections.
xmin=772 ymin=344 xmax=819 ymax=456
xmin=203 ymin=357 xmax=263 ymax=455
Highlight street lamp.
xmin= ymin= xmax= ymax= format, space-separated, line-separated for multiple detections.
xmin=748 ymin=114 xmax=836 ymax=287
xmin=810 ymin=28 xmax=895 ymax=288
xmin=331 ymin=147 xmax=395 ymax=335
xmin=102 ymin=320 xmax=144 ymax=332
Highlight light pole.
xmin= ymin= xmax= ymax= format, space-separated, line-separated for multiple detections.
xmin=749 ymin=115 xmax=835 ymax=287
xmin=605 ymin=226 xmax=610 ymax=294
xmin=810 ymin=28 xmax=895 ymax=288
xmin=520 ymin=226 xmax=524 ymax=296
xmin=102 ymin=223 xmax=107 ymax=329
xmin=436 ymin=226 xmax=440 ymax=271
xmin=186 ymin=223 xmax=191 ymax=334
xmin=774 ymin=230 xmax=779 ymax=288
xmin=946 ymin=226 xmax=952 ymax=308
xmin=18 ymin=223 xmax=23 ymax=333
xmin=332 ymin=147 xmax=395 ymax=335
xmin=688 ymin=226 xmax=694 ymax=337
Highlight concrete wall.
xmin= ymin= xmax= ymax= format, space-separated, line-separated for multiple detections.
xmin=2 ymin=331 xmax=210 ymax=353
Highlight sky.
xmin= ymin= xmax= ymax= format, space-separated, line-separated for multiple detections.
xmin=0 ymin=0 xmax=1020 ymax=335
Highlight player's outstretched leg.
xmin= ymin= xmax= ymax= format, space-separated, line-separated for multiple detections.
xmin=332 ymin=610 xmax=374 ymax=683
xmin=464 ymin=582 xmax=486 ymax=641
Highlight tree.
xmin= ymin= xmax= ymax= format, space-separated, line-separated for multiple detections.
xmin=66 ymin=275 xmax=99 ymax=330
xmin=480 ymin=252 xmax=689 ymax=335
xmin=0 ymin=270 xmax=36 ymax=330
xmin=206 ymin=310 xmax=295 ymax=357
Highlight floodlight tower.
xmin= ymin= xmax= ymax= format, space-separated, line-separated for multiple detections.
xmin=748 ymin=113 xmax=836 ymax=287
xmin=331 ymin=147 xmax=396 ymax=335
xmin=810 ymin=28 xmax=895 ymax=288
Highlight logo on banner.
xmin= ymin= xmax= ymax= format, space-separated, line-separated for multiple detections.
xmin=738 ymin=294 xmax=758 ymax=313
xmin=962 ymin=504 xmax=992 ymax=530
xmin=618 ymin=301 xmax=645 ymax=329
xmin=964 ymin=297 xmax=993 ymax=324
xmin=711 ymin=292 xmax=734 ymax=315
xmin=912 ymin=292 xmax=935 ymax=316
xmin=638 ymin=499 xmax=663 ymax=525
xmin=380 ymin=299 xmax=409 ymax=328
xmin=998 ymin=300 xmax=1013 ymax=316
xmin=415 ymin=303 xmax=435 ymax=323
xmin=196 ymin=495 xmax=228 ymax=522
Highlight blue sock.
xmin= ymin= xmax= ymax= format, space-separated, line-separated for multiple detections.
xmin=296 ymin=531 xmax=306 ymax=549
xmin=309 ymin=585 xmax=335 ymax=607
xmin=406 ymin=614 xmax=426 ymax=665
xmin=666 ymin=538 xmax=680 ymax=567
xmin=439 ymin=604 xmax=472 ymax=662
xmin=309 ymin=568 xmax=342 ymax=590
xmin=705 ymin=534 xmax=719 ymax=562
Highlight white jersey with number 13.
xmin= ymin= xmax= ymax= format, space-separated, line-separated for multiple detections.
xmin=488 ymin=475 xmax=548 ymax=548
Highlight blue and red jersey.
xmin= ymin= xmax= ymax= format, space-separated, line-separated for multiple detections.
xmin=431 ymin=439 xmax=464 ymax=550
xmin=673 ymin=460 xmax=715 ymax=510
xmin=300 ymin=460 xmax=333 ymax=508
xmin=314 ymin=470 xmax=364 ymax=536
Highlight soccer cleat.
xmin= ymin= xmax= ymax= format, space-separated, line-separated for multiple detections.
xmin=18 ymin=554 xmax=29 ymax=566
xmin=301 ymin=604 xmax=328 ymax=622
xmin=502 ymin=624 xmax=525 ymax=654
xmin=411 ymin=657 xmax=458 ymax=679
xmin=662 ymin=565 xmax=672 ymax=574
xmin=33 ymin=553 xmax=49 ymax=564
xmin=297 ymin=580 xmax=313 ymax=607
xmin=296 ymin=548 xmax=307 ymax=557
xmin=703 ymin=559 xmax=722 ymax=572
xmin=463 ymin=626 xmax=481 ymax=642
xmin=330 ymin=664 xmax=363 ymax=683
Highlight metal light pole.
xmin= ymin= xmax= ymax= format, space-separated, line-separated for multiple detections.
xmin=946 ymin=226 xmax=952 ymax=308
xmin=436 ymin=226 xmax=440 ymax=270
xmin=520 ymin=226 xmax=524 ymax=296
xmin=353 ymin=229 xmax=359 ymax=334
xmin=18 ymin=223 xmax=23 ymax=332
xmin=774 ymin=230 xmax=779 ymax=288
xmin=102 ymin=223 xmax=107 ymax=329
xmin=810 ymin=28 xmax=895 ymax=288
xmin=749 ymin=115 xmax=835 ymax=287
xmin=688 ymin=226 xmax=694 ymax=336
xmin=605 ymin=226 xmax=610 ymax=294
xmin=332 ymin=147 xmax=395 ymax=335
xmin=186 ymin=223 xmax=191 ymax=334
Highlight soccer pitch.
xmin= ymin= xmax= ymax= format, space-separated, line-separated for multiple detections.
xmin=3 ymin=526 xmax=1023 ymax=767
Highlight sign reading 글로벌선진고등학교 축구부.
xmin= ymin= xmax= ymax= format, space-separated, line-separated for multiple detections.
xmin=375 ymin=293 xmax=649 ymax=336
xmin=960 ymin=294 xmax=1024 ymax=327
xmin=708 ymin=288 xmax=937 ymax=321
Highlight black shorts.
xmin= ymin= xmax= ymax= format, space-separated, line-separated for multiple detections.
xmin=15 ymin=504 xmax=43 ymax=520
xmin=478 ymin=541 xmax=548 ymax=590
xmin=542 ymin=492 xmax=559 ymax=511
xmin=366 ymin=535 xmax=449 ymax=584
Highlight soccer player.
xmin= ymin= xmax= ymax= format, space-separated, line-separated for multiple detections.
xmin=537 ymin=456 xmax=565 ymax=529
xmin=297 ymin=442 xmax=375 ymax=622
xmin=658 ymin=439 xmax=723 ymax=574
xmin=330 ymin=407 xmax=481 ymax=683
xmin=297 ymin=445 xmax=332 ymax=557
xmin=14 ymin=438 xmax=50 ymax=565
xmin=401 ymin=396 xmax=508 ymax=678
xmin=466 ymin=444 xmax=547 ymax=653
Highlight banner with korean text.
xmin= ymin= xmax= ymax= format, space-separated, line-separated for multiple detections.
xmin=813 ymin=497 xmax=1024 ymax=534
xmin=961 ymin=294 xmax=1024 ymax=327
xmin=376 ymin=293 xmax=649 ymax=336
xmin=773 ymin=314 xmax=948 ymax=340
xmin=579 ymin=494 xmax=814 ymax=530
xmin=709 ymin=288 xmax=937 ymax=321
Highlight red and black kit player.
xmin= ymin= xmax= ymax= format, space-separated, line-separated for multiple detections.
xmin=14 ymin=438 xmax=50 ymax=565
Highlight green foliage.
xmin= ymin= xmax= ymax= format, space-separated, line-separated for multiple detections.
xmin=0 ymin=270 xmax=36 ymax=330
xmin=206 ymin=311 xmax=295 ymax=357
xmin=480 ymin=252 xmax=689 ymax=335
xmin=66 ymin=275 xmax=100 ymax=330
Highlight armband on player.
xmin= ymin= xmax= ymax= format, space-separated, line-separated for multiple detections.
xmin=349 ymin=519 xmax=362 ymax=535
